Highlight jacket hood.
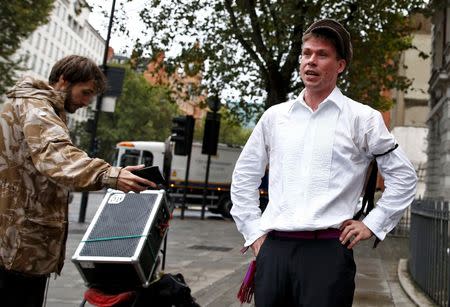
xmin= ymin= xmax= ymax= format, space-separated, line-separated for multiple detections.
xmin=6 ymin=77 xmax=66 ymax=113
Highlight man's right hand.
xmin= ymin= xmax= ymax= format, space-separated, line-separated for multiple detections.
xmin=116 ymin=165 xmax=157 ymax=193
xmin=251 ymin=234 xmax=267 ymax=257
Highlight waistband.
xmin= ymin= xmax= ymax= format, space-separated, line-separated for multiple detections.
xmin=270 ymin=228 xmax=341 ymax=240
xmin=0 ymin=265 xmax=48 ymax=279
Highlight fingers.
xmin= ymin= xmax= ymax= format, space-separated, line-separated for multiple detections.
xmin=342 ymin=230 xmax=362 ymax=249
xmin=116 ymin=169 xmax=157 ymax=193
xmin=340 ymin=219 xmax=353 ymax=229
xmin=123 ymin=164 xmax=145 ymax=171
xmin=339 ymin=220 xmax=373 ymax=249
xmin=251 ymin=245 xmax=259 ymax=257
xmin=122 ymin=165 xmax=157 ymax=189
xmin=133 ymin=175 xmax=157 ymax=188
xmin=116 ymin=179 xmax=147 ymax=193
xmin=251 ymin=234 xmax=267 ymax=257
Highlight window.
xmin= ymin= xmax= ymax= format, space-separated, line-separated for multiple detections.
xmin=120 ymin=149 xmax=140 ymax=167
xmin=45 ymin=63 xmax=50 ymax=77
xmin=42 ymin=38 xmax=48 ymax=53
xmin=142 ymin=151 xmax=154 ymax=167
xmin=27 ymin=52 xmax=33 ymax=68
xmin=49 ymin=42 xmax=54 ymax=58
xmin=53 ymin=23 xmax=58 ymax=36
xmin=39 ymin=59 xmax=44 ymax=75
xmin=36 ymin=33 xmax=41 ymax=48
xmin=31 ymin=54 xmax=37 ymax=70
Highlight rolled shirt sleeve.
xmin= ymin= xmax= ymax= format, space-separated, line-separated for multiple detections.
xmin=361 ymin=111 xmax=418 ymax=240
xmin=231 ymin=112 xmax=270 ymax=247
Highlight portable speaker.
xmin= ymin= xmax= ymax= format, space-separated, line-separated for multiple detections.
xmin=72 ymin=190 xmax=170 ymax=288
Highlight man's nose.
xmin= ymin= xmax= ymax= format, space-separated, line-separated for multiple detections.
xmin=307 ymin=54 xmax=317 ymax=65
xmin=83 ymin=96 xmax=94 ymax=106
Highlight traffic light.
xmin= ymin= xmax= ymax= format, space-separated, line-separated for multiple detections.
xmin=171 ymin=115 xmax=195 ymax=156
xmin=202 ymin=112 xmax=221 ymax=155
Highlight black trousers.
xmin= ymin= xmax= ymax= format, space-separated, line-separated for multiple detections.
xmin=254 ymin=234 xmax=356 ymax=307
xmin=0 ymin=266 xmax=48 ymax=307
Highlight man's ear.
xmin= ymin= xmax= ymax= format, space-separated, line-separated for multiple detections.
xmin=337 ymin=59 xmax=346 ymax=74
xmin=53 ymin=76 xmax=69 ymax=91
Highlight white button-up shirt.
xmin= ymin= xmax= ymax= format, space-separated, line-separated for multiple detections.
xmin=230 ymin=87 xmax=417 ymax=247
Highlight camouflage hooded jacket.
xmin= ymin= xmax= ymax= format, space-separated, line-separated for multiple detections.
xmin=0 ymin=77 xmax=121 ymax=275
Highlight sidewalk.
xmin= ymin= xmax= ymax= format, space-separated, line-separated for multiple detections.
xmin=45 ymin=191 xmax=415 ymax=306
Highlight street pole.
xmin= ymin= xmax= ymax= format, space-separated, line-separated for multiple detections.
xmin=180 ymin=150 xmax=192 ymax=220
xmin=201 ymin=153 xmax=212 ymax=220
xmin=200 ymin=96 xmax=221 ymax=220
xmin=78 ymin=0 xmax=116 ymax=223
xmin=201 ymin=108 xmax=217 ymax=220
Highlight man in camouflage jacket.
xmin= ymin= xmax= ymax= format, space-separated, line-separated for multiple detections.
xmin=0 ymin=55 xmax=155 ymax=307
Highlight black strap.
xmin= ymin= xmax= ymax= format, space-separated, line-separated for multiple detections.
xmin=373 ymin=144 xmax=398 ymax=158
xmin=353 ymin=144 xmax=398 ymax=248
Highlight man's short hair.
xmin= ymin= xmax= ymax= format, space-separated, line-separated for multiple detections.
xmin=302 ymin=19 xmax=353 ymax=71
xmin=48 ymin=55 xmax=107 ymax=93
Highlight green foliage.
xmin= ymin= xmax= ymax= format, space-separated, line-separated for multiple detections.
xmin=93 ymin=66 xmax=179 ymax=161
xmin=137 ymin=0 xmax=430 ymax=120
xmin=193 ymin=108 xmax=252 ymax=146
xmin=70 ymin=66 xmax=251 ymax=161
xmin=217 ymin=109 xmax=253 ymax=146
xmin=0 ymin=0 xmax=54 ymax=97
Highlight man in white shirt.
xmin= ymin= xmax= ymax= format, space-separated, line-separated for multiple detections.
xmin=230 ymin=19 xmax=417 ymax=307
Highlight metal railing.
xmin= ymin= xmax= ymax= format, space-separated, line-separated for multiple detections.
xmin=390 ymin=206 xmax=411 ymax=237
xmin=409 ymin=199 xmax=449 ymax=307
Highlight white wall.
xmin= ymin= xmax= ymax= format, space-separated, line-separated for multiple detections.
xmin=392 ymin=126 xmax=428 ymax=197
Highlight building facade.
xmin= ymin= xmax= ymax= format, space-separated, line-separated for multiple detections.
xmin=10 ymin=0 xmax=105 ymax=129
xmin=390 ymin=14 xmax=431 ymax=198
xmin=143 ymin=50 xmax=207 ymax=120
xmin=427 ymin=5 xmax=450 ymax=200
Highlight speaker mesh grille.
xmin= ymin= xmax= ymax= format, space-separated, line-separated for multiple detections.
xmin=79 ymin=193 xmax=157 ymax=257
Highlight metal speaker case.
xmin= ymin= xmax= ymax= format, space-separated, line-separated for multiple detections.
xmin=72 ymin=190 xmax=170 ymax=288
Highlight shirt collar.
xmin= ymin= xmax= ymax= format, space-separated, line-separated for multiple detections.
xmin=289 ymin=87 xmax=345 ymax=113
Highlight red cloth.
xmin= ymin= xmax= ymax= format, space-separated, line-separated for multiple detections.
xmin=84 ymin=288 xmax=136 ymax=307
xmin=237 ymin=260 xmax=256 ymax=304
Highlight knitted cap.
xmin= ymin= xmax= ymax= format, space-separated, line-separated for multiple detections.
xmin=303 ymin=19 xmax=353 ymax=67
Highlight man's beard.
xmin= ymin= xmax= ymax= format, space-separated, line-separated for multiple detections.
xmin=64 ymin=85 xmax=77 ymax=114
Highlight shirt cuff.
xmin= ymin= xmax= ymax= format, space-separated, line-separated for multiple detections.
xmin=101 ymin=167 xmax=122 ymax=189
xmin=242 ymin=219 xmax=267 ymax=247
xmin=362 ymin=208 xmax=392 ymax=241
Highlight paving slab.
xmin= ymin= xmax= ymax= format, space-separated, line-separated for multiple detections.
xmin=44 ymin=192 xmax=417 ymax=306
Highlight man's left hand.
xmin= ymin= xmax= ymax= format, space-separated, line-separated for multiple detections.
xmin=339 ymin=220 xmax=373 ymax=249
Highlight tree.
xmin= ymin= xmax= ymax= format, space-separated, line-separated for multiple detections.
xmin=79 ymin=66 xmax=179 ymax=161
xmin=193 ymin=108 xmax=252 ymax=146
xmin=0 ymin=1 xmax=54 ymax=97
xmin=137 ymin=0 xmax=430 ymax=122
